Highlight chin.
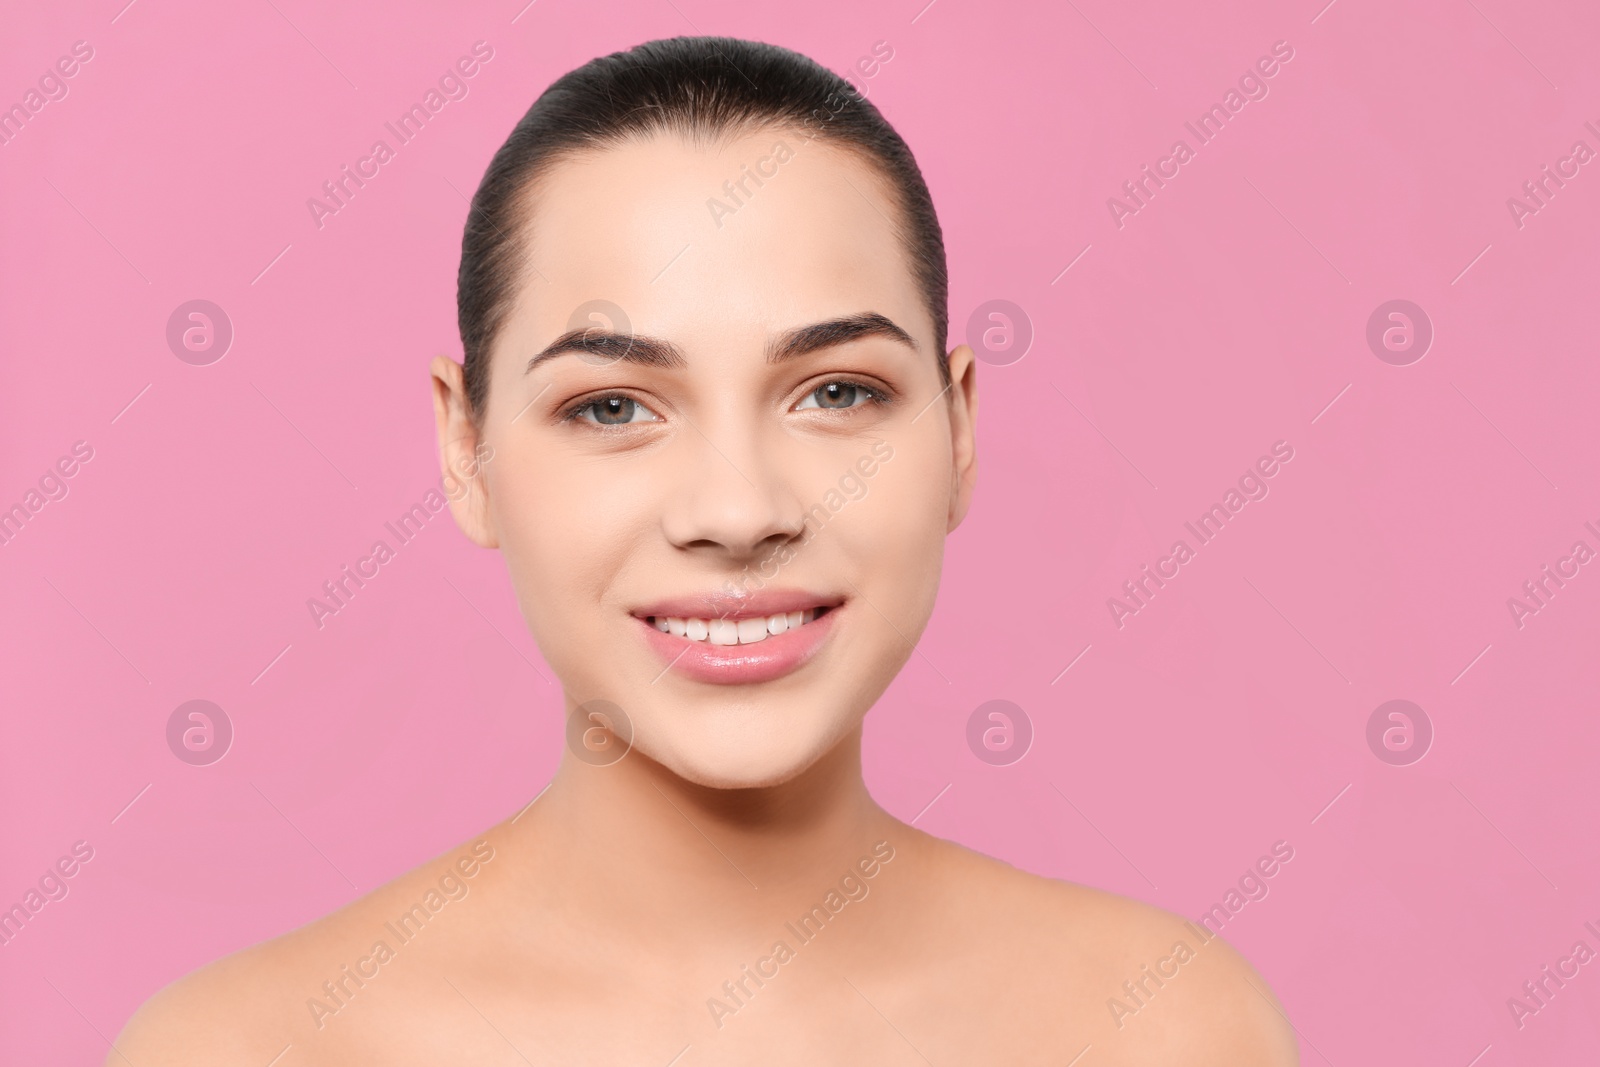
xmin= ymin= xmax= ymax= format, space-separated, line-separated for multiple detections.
xmin=634 ymin=713 xmax=856 ymax=791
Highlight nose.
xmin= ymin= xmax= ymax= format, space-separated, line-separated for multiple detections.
xmin=660 ymin=423 xmax=807 ymax=563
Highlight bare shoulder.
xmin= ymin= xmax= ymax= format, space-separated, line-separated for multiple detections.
xmin=109 ymin=927 xmax=308 ymax=1066
xmin=109 ymin=833 xmax=502 ymax=1066
xmin=899 ymin=831 xmax=1299 ymax=1066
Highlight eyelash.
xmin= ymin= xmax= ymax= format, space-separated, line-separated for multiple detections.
xmin=559 ymin=393 xmax=649 ymax=424
xmin=558 ymin=379 xmax=893 ymax=425
xmin=794 ymin=379 xmax=892 ymax=412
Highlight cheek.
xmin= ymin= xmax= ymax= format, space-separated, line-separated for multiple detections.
xmin=838 ymin=443 xmax=949 ymax=616
xmin=486 ymin=447 xmax=646 ymax=644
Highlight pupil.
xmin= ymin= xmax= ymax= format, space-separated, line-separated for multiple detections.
xmin=595 ymin=398 xmax=634 ymax=424
xmin=818 ymin=383 xmax=857 ymax=408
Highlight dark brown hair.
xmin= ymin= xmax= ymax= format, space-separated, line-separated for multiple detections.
xmin=457 ymin=36 xmax=949 ymax=418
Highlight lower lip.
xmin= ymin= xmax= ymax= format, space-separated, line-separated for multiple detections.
xmin=637 ymin=608 xmax=840 ymax=685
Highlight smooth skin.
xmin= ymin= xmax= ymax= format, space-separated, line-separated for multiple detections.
xmin=112 ymin=128 xmax=1299 ymax=1066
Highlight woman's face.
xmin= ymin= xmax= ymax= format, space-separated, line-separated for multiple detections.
xmin=433 ymin=128 xmax=977 ymax=788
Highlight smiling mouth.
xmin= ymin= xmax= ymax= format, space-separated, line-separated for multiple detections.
xmin=646 ymin=606 xmax=835 ymax=646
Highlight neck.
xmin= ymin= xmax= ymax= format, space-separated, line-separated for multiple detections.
xmin=504 ymin=727 xmax=900 ymax=931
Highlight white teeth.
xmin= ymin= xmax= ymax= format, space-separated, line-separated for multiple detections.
xmin=650 ymin=608 xmax=829 ymax=645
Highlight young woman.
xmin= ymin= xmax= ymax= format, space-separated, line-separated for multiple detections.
xmin=116 ymin=37 xmax=1297 ymax=1065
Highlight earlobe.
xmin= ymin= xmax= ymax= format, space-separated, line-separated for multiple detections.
xmin=945 ymin=344 xmax=979 ymax=532
xmin=430 ymin=355 xmax=498 ymax=548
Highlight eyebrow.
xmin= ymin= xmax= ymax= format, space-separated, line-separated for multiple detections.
xmin=523 ymin=312 xmax=917 ymax=375
xmin=766 ymin=313 xmax=918 ymax=363
xmin=524 ymin=330 xmax=685 ymax=374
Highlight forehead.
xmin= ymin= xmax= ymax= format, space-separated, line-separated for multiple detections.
xmin=507 ymin=130 xmax=930 ymax=356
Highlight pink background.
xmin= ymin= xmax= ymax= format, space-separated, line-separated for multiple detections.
xmin=3 ymin=0 xmax=1598 ymax=1061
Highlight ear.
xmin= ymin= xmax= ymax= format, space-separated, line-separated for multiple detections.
xmin=944 ymin=343 xmax=979 ymax=532
xmin=430 ymin=355 xmax=498 ymax=548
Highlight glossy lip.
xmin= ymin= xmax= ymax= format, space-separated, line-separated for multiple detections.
xmin=633 ymin=589 xmax=844 ymax=686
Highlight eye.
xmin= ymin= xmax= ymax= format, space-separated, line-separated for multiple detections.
xmin=794 ymin=381 xmax=879 ymax=411
xmin=567 ymin=395 xmax=661 ymax=426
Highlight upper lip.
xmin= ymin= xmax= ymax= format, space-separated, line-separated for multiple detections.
xmin=632 ymin=589 xmax=844 ymax=622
